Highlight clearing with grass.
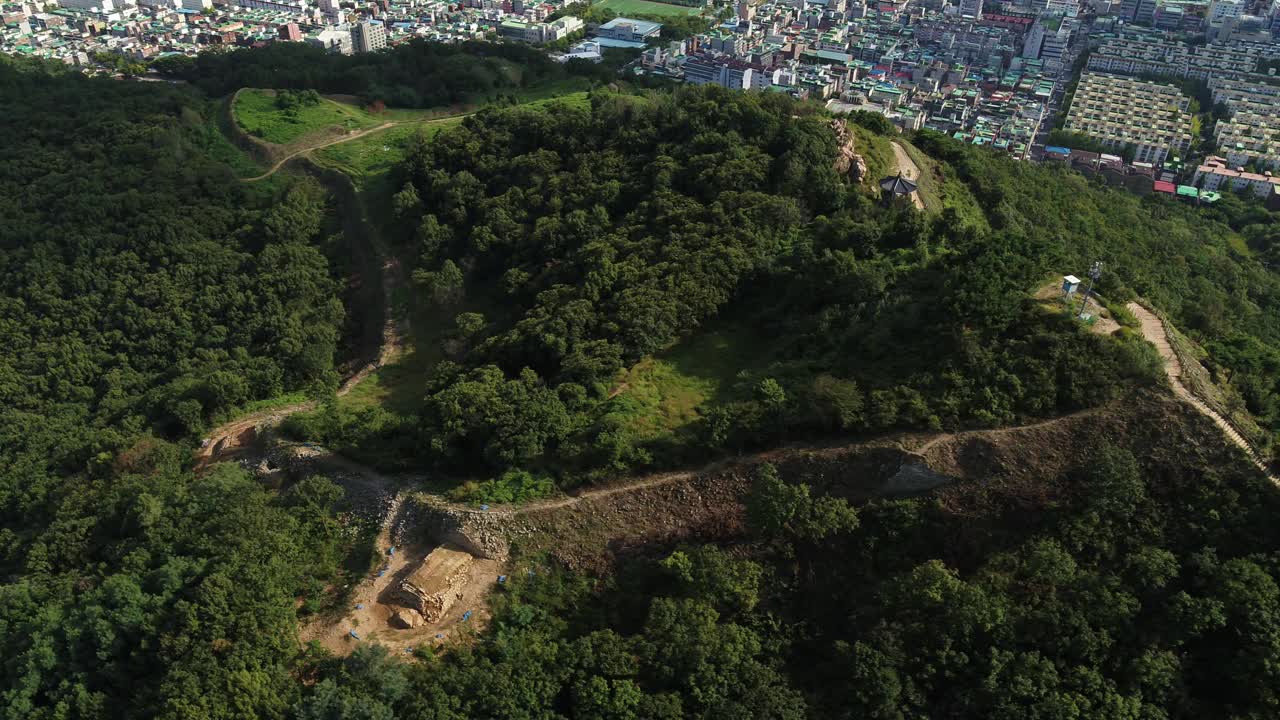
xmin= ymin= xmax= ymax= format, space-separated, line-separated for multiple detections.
xmin=234 ymin=88 xmax=382 ymax=145
xmin=595 ymin=0 xmax=705 ymax=15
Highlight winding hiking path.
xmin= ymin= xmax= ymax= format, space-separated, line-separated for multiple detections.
xmin=889 ymin=141 xmax=926 ymax=210
xmin=910 ymin=408 xmax=1101 ymax=458
xmin=1127 ymin=302 xmax=1278 ymax=483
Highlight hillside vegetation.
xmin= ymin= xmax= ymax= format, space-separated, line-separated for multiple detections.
xmin=911 ymin=131 xmax=1280 ymax=449
xmin=287 ymin=87 xmax=1165 ymax=487
xmin=6 ymin=41 xmax=1280 ymax=720
xmin=0 ymin=55 xmax=353 ymax=719
xmin=234 ymin=87 xmax=382 ymax=145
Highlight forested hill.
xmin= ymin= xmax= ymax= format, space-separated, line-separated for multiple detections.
xmin=5 ymin=47 xmax=1280 ymax=720
xmin=296 ymin=85 xmax=1280 ymax=494
xmin=0 ymin=56 xmax=351 ymax=718
xmin=909 ymin=131 xmax=1280 ymax=442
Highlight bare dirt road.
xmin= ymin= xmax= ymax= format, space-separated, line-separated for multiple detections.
xmin=910 ymin=407 xmax=1101 ymax=458
xmin=1127 ymin=302 xmax=1277 ymax=483
xmin=889 ymin=141 xmax=926 ymax=210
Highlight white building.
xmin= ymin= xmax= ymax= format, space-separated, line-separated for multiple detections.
xmin=310 ymin=26 xmax=352 ymax=54
xmin=56 ymin=0 xmax=115 ymax=11
xmin=234 ymin=0 xmax=306 ymax=11
xmin=351 ymin=20 xmax=386 ymax=53
xmin=683 ymin=54 xmax=754 ymax=90
xmin=1194 ymin=156 xmax=1280 ymax=197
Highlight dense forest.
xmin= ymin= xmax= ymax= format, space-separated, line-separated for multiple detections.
xmin=294 ymin=401 xmax=1280 ymax=719
xmin=155 ymin=40 xmax=613 ymax=108
xmin=0 ymin=56 xmax=351 ymax=718
xmin=6 ymin=42 xmax=1280 ymax=720
xmin=288 ymin=87 xmax=1182 ymax=483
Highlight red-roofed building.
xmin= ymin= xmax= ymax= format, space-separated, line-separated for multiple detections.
xmin=1153 ymin=180 xmax=1176 ymax=194
xmin=1193 ymin=155 xmax=1280 ymax=198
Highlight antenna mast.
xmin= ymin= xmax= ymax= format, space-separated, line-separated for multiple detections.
xmin=1078 ymin=261 xmax=1103 ymax=320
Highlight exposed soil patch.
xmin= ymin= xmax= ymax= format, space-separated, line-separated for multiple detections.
xmin=300 ymin=536 xmax=502 ymax=657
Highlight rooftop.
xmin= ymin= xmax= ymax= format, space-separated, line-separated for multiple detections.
xmin=599 ymin=17 xmax=661 ymax=35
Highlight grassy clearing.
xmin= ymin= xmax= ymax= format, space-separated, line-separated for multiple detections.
xmin=514 ymin=80 xmax=593 ymax=104
xmin=313 ymin=91 xmax=591 ymax=190
xmin=899 ymin=140 xmax=989 ymax=230
xmin=851 ymin=125 xmax=894 ymax=190
xmin=607 ymin=327 xmax=758 ymax=441
xmin=235 ymin=89 xmax=382 ymax=146
xmin=336 ymin=289 xmax=506 ymax=422
xmin=315 ymin=119 xmax=461 ymax=187
xmin=595 ymin=0 xmax=705 ymax=15
xmin=334 ymin=354 xmax=429 ymax=418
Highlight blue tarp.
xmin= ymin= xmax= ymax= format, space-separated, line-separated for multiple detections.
xmin=1045 ymin=145 xmax=1072 ymax=155
xmin=349 ymin=630 xmax=360 ymax=640
xmin=462 ymin=610 xmax=473 ymax=622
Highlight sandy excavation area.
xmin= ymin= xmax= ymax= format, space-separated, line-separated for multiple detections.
xmin=300 ymin=538 xmax=504 ymax=657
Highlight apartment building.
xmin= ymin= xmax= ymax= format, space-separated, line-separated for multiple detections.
xmin=351 ymin=21 xmax=386 ymax=53
xmin=1064 ymin=72 xmax=1194 ymax=165
xmin=1214 ymin=109 xmax=1280 ymax=171
xmin=1194 ymin=155 xmax=1280 ymax=197
xmin=1207 ymin=75 xmax=1280 ymax=107
xmin=1087 ymin=34 xmax=1261 ymax=79
xmin=683 ymin=54 xmax=756 ymax=89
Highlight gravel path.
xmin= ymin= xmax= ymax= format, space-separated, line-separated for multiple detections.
xmin=889 ymin=141 xmax=926 ymax=210
xmin=1127 ymin=302 xmax=1277 ymax=483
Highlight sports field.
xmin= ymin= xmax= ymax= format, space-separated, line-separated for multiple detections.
xmin=595 ymin=0 xmax=704 ymax=16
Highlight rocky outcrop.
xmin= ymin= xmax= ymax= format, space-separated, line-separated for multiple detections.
xmin=392 ymin=608 xmax=424 ymax=629
xmin=830 ymin=118 xmax=869 ymax=183
xmin=401 ymin=495 xmax=513 ymax=561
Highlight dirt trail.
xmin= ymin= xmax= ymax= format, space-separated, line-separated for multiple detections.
xmin=511 ymin=458 xmax=741 ymax=514
xmin=1127 ymin=302 xmax=1277 ymax=483
xmin=910 ymin=408 xmax=1101 ymax=458
xmin=889 ymin=141 xmax=926 ymax=210
xmin=243 ymin=122 xmax=397 ymax=182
